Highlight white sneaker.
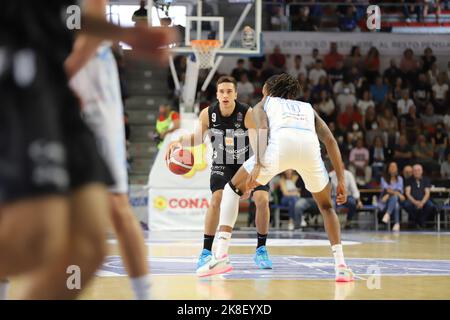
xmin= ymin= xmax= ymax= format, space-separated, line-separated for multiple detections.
xmin=196 ymin=254 xmax=233 ymax=277
xmin=288 ymin=221 xmax=295 ymax=231
xmin=392 ymin=223 xmax=400 ymax=232
xmin=301 ymin=217 xmax=307 ymax=227
xmin=382 ymin=213 xmax=390 ymax=224
xmin=335 ymin=264 xmax=355 ymax=282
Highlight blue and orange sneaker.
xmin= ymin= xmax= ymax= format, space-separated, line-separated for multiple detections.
xmin=254 ymin=246 xmax=273 ymax=269
xmin=196 ymin=249 xmax=212 ymax=270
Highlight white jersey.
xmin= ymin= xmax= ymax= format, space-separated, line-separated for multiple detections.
xmin=70 ymin=44 xmax=128 ymax=193
xmin=263 ymin=96 xmax=316 ymax=134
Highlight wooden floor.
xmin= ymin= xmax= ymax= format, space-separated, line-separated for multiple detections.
xmin=9 ymin=230 xmax=450 ymax=300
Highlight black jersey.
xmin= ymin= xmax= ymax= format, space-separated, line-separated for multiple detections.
xmin=207 ymin=101 xmax=250 ymax=166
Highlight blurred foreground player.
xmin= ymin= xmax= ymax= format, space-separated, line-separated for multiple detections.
xmin=198 ymin=74 xmax=354 ymax=282
xmin=0 ymin=0 xmax=176 ymax=299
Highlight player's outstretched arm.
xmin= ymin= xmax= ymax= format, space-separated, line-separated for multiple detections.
xmin=165 ymin=108 xmax=209 ymax=161
xmin=314 ymin=110 xmax=347 ymax=204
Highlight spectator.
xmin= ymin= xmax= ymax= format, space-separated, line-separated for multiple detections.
xmin=305 ymin=48 xmax=321 ymax=71
xmin=413 ymin=134 xmax=440 ymax=174
xmin=431 ymin=122 xmax=448 ymax=162
xmin=348 ymin=66 xmax=365 ymax=93
xmin=344 ymin=46 xmax=363 ymax=70
xmin=413 ymin=73 xmax=432 ymax=112
xmin=370 ymin=135 xmax=390 ymax=181
xmin=279 ymin=170 xmax=302 ymax=231
xmin=349 ymin=137 xmax=372 ymax=186
xmin=403 ymin=165 xmax=413 ymax=180
xmin=288 ymin=55 xmax=307 ymax=79
xmin=379 ymin=107 xmax=399 ymax=146
xmin=346 ymin=121 xmax=364 ymax=148
xmin=315 ymin=90 xmax=336 ymax=123
xmin=364 ymin=106 xmax=382 ymax=145
xmin=248 ymin=55 xmax=265 ymax=82
xmin=324 ymin=42 xmax=344 ymax=71
xmin=312 ymin=76 xmax=332 ymax=102
xmin=297 ymin=72 xmax=310 ymax=98
xmin=269 ymin=45 xmax=286 ymax=72
xmin=441 ymin=153 xmax=450 ymax=178
xmin=370 ymin=76 xmax=388 ymax=106
xmin=237 ymin=73 xmax=254 ymax=105
xmin=364 ymin=47 xmax=380 ymax=84
xmin=423 ymin=0 xmax=442 ymax=23
xmin=400 ymin=49 xmax=420 ymax=84
xmin=393 ymin=134 xmax=414 ymax=171
xmin=308 ymin=59 xmax=327 ymax=86
xmin=154 ymin=104 xmax=180 ymax=149
xmin=334 ymin=75 xmax=356 ymax=96
xmin=402 ymin=0 xmax=421 ymax=22
xmin=384 ymin=59 xmax=402 ymax=87
xmin=328 ymin=60 xmax=346 ymax=86
xmin=357 ymin=90 xmax=375 ymax=117
xmin=404 ymin=164 xmax=437 ymax=229
xmin=338 ymin=103 xmax=362 ymax=129
xmin=269 ymin=5 xmax=288 ymax=31
xmin=329 ymin=167 xmax=363 ymax=229
xmin=294 ymin=176 xmax=316 ymax=229
xmin=132 ymin=0 xmax=148 ymax=26
xmin=421 ymin=103 xmax=443 ymax=133
xmin=379 ymin=162 xmax=405 ymax=232
xmin=428 ymin=62 xmax=440 ymax=86
xmin=339 ymin=5 xmax=358 ymax=32
xmin=421 ymin=47 xmax=437 ymax=73
xmin=336 ymin=88 xmax=357 ymax=112
xmin=397 ymin=89 xmax=415 ymax=116
xmin=388 ymin=77 xmax=406 ymax=109
xmin=231 ymin=59 xmax=249 ymax=83
xmin=401 ymin=105 xmax=422 ymax=142
xmin=431 ymin=72 xmax=449 ymax=114
xmin=291 ymin=6 xmax=318 ymax=31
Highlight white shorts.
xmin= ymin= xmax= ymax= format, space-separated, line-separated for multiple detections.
xmin=70 ymin=45 xmax=128 ymax=194
xmin=243 ymin=128 xmax=329 ymax=193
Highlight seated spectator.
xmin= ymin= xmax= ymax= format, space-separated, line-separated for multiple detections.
xmin=333 ymin=75 xmax=356 ymax=96
xmin=370 ymin=136 xmax=390 ymax=181
xmin=357 ymin=90 xmax=375 ymax=117
xmin=413 ymin=73 xmax=432 ymax=112
xmin=364 ymin=106 xmax=383 ymax=145
xmin=324 ymin=42 xmax=344 ymax=72
xmin=383 ymin=59 xmax=402 ymax=87
xmin=400 ymin=49 xmax=419 ymax=85
xmin=297 ymin=72 xmax=310 ymax=98
xmin=364 ymin=47 xmax=380 ymax=84
xmin=312 ymin=76 xmax=332 ymax=102
xmin=154 ymin=104 xmax=180 ymax=149
xmin=237 ymin=73 xmax=254 ymax=105
xmin=269 ymin=45 xmax=286 ymax=72
xmin=338 ymin=5 xmax=358 ymax=32
xmin=397 ymin=89 xmax=415 ymax=117
xmin=378 ymin=107 xmax=399 ymax=146
xmin=344 ymin=46 xmax=363 ymax=70
xmin=308 ymin=59 xmax=327 ymax=86
xmin=294 ymin=176 xmax=316 ymax=229
xmin=370 ymin=76 xmax=388 ymax=106
xmin=338 ymin=103 xmax=362 ymax=129
xmin=291 ymin=6 xmax=318 ymax=31
xmin=231 ymin=59 xmax=249 ymax=83
xmin=346 ymin=121 xmax=364 ymax=148
xmin=288 ymin=54 xmax=307 ymax=79
xmin=315 ymin=90 xmax=336 ymax=123
xmin=423 ymin=0 xmax=442 ymax=23
xmin=404 ymin=164 xmax=437 ymax=229
xmin=349 ymin=138 xmax=372 ymax=186
xmin=248 ymin=55 xmax=265 ymax=82
xmin=328 ymin=60 xmax=346 ymax=86
xmin=421 ymin=103 xmax=443 ymax=133
xmin=329 ymin=122 xmax=347 ymax=156
xmin=421 ymin=47 xmax=437 ymax=73
xmin=403 ymin=165 xmax=413 ymax=180
xmin=413 ymin=134 xmax=440 ymax=174
xmin=304 ymin=48 xmax=321 ymax=71
xmin=431 ymin=72 xmax=449 ymax=114
xmin=379 ymin=162 xmax=405 ymax=232
xmin=441 ymin=153 xmax=450 ymax=178
xmin=279 ymin=170 xmax=302 ymax=231
xmin=268 ymin=5 xmax=288 ymax=31
xmin=431 ymin=122 xmax=448 ymax=162
xmin=388 ymin=77 xmax=406 ymax=110
xmin=427 ymin=62 xmax=440 ymax=86
xmin=402 ymin=0 xmax=421 ymax=22
xmin=336 ymin=90 xmax=357 ymax=113
xmin=348 ymin=66 xmax=365 ymax=93
xmin=392 ymin=134 xmax=414 ymax=171
xmin=329 ymin=166 xmax=363 ymax=230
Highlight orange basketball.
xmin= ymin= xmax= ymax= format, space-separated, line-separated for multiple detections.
xmin=166 ymin=148 xmax=194 ymax=175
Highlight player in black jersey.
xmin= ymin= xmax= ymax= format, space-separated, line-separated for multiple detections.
xmin=0 ymin=0 xmax=176 ymax=299
xmin=166 ymin=76 xmax=273 ymax=274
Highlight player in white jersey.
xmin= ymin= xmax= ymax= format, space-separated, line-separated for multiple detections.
xmin=198 ymin=74 xmax=354 ymax=282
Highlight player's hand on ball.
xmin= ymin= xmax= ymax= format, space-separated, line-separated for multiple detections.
xmin=165 ymin=141 xmax=182 ymax=162
xmin=336 ymin=181 xmax=347 ymax=205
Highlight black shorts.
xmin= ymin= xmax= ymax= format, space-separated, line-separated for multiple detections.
xmin=0 ymin=47 xmax=113 ymax=204
xmin=210 ymin=164 xmax=269 ymax=194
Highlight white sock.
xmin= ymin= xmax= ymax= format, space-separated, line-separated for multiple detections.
xmin=215 ymin=231 xmax=231 ymax=258
xmin=0 ymin=280 xmax=9 ymax=300
xmin=331 ymin=244 xmax=346 ymax=267
xmin=130 ymin=275 xmax=151 ymax=300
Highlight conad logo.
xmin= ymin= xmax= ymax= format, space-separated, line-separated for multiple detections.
xmin=153 ymin=196 xmax=210 ymax=211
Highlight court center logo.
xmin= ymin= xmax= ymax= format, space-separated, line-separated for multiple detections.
xmin=153 ymin=196 xmax=168 ymax=211
xmin=366 ymin=5 xmax=381 ymax=31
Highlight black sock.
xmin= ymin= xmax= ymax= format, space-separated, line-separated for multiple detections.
xmin=257 ymin=233 xmax=268 ymax=249
xmin=203 ymin=234 xmax=215 ymax=251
